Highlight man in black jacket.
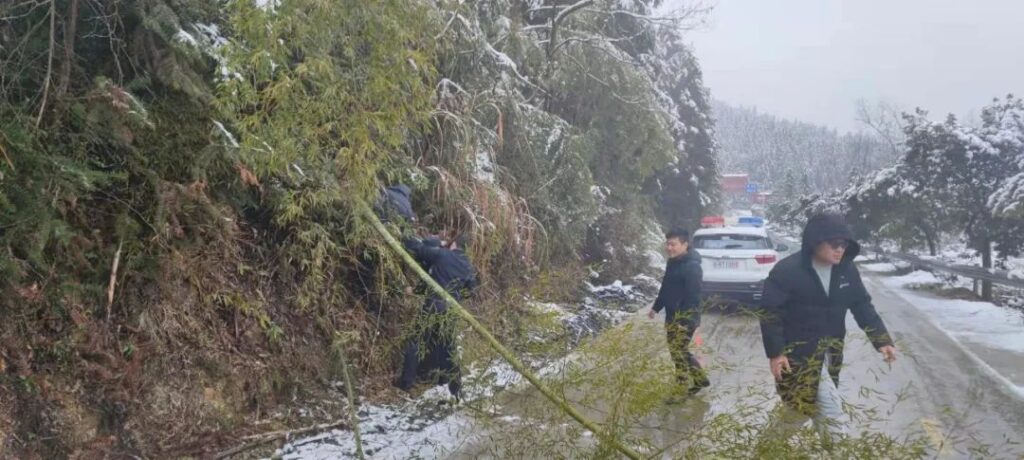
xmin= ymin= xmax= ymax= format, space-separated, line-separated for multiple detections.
xmin=759 ymin=213 xmax=896 ymax=415
xmin=648 ymin=228 xmax=710 ymax=395
xmin=377 ymin=184 xmax=416 ymax=226
xmin=397 ymin=233 xmax=478 ymax=400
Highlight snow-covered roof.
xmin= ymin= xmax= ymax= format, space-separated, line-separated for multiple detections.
xmin=694 ymin=226 xmax=768 ymax=237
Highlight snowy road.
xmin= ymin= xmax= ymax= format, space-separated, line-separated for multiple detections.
xmin=449 ymin=272 xmax=1024 ymax=459
xmin=278 ymin=270 xmax=1024 ymax=459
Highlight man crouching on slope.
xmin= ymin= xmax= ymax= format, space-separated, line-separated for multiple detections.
xmin=759 ymin=213 xmax=897 ymax=419
xmin=648 ymin=228 xmax=710 ymax=397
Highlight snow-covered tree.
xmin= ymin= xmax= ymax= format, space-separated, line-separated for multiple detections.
xmin=781 ymin=96 xmax=1024 ymax=298
xmin=986 ymin=96 xmax=1024 ymax=219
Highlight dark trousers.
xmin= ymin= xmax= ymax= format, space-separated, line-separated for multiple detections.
xmin=776 ymin=349 xmax=841 ymax=416
xmin=398 ymin=317 xmax=462 ymax=397
xmin=665 ymin=319 xmax=708 ymax=387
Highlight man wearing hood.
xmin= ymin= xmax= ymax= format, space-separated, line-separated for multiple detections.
xmin=648 ymin=228 xmax=710 ymax=396
xmin=396 ymin=233 xmax=478 ymax=400
xmin=377 ymin=184 xmax=416 ymax=226
xmin=759 ymin=213 xmax=896 ymax=415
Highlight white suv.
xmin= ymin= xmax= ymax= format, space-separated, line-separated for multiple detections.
xmin=693 ymin=217 xmax=788 ymax=308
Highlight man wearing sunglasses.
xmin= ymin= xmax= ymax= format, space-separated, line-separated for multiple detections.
xmin=759 ymin=213 xmax=896 ymax=421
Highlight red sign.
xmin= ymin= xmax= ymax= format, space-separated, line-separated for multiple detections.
xmin=722 ymin=174 xmax=749 ymax=193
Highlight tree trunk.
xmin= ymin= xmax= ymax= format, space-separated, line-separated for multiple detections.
xmin=56 ymin=0 xmax=80 ymax=100
xmin=913 ymin=222 xmax=937 ymax=256
xmin=981 ymin=240 xmax=993 ymax=301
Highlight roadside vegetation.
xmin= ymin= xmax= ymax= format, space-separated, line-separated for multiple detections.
xmin=2 ymin=0 xmax=1009 ymax=457
xmin=0 ymin=0 xmax=720 ymax=456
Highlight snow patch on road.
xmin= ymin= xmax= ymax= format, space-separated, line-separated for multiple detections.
xmin=884 ymin=275 xmax=1024 ymax=354
xmin=882 ymin=272 xmax=1024 ymax=398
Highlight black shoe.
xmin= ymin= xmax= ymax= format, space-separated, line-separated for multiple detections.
xmin=688 ymin=378 xmax=710 ymax=396
xmin=448 ymin=379 xmax=463 ymax=403
xmin=394 ymin=377 xmax=414 ymax=392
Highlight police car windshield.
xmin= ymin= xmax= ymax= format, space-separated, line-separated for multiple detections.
xmin=693 ymin=234 xmax=771 ymax=250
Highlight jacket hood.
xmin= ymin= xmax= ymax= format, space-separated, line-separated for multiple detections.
xmin=387 ymin=184 xmax=412 ymax=198
xmin=800 ymin=214 xmax=860 ymax=262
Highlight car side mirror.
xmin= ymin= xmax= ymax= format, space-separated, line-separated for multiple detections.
xmin=775 ymin=244 xmax=789 ymax=252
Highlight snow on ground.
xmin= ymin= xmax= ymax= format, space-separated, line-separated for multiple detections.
xmin=588 ymin=280 xmax=635 ymax=299
xmin=912 ymin=240 xmax=1024 ymax=277
xmin=276 ymin=356 xmax=567 ymax=459
xmin=882 ymin=271 xmax=1024 ymax=397
xmin=886 ymin=270 xmax=941 ymax=286
xmin=277 ymin=286 xmax=652 ymax=459
xmin=529 ymin=301 xmax=571 ymax=320
xmin=859 ymin=262 xmax=899 ymax=272
xmin=277 ymin=405 xmax=475 ymax=459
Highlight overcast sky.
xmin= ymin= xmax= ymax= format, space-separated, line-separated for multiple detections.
xmin=673 ymin=0 xmax=1024 ymax=132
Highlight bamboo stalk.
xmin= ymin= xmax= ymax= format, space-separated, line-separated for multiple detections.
xmin=337 ymin=344 xmax=365 ymax=460
xmin=357 ymin=202 xmax=643 ymax=460
xmin=106 ymin=241 xmax=122 ymax=322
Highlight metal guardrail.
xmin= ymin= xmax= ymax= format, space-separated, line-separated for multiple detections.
xmin=865 ymin=248 xmax=1024 ymax=290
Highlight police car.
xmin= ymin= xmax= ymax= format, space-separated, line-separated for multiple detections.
xmin=694 ymin=216 xmax=788 ymax=308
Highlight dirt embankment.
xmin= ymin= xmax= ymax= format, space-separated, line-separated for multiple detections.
xmin=0 ymin=234 xmax=406 ymax=459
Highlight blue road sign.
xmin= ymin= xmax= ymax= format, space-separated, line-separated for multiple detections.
xmin=746 ymin=183 xmax=758 ymax=193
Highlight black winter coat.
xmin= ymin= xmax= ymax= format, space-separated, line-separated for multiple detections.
xmin=653 ymin=250 xmax=703 ymax=325
xmin=759 ymin=214 xmax=892 ymax=407
xmin=404 ymin=238 xmax=478 ymax=312
xmin=399 ymin=238 xmax=476 ymax=396
xmin=377 ymin=184 xmax=416 ymax=224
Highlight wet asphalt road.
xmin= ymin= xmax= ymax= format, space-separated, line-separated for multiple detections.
xmin=450 ymin=272 xmax=1024 ymax=459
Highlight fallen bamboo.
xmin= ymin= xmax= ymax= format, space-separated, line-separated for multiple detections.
xmin=337 ymin=343 xmax=365 ymax=459
xmin=213 ymin=420 xmax=347 ymax=459
xmin=357 ymin=202 xmax=644 ymax=460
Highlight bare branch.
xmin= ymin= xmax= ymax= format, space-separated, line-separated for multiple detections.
xmin=584 ymin=1 xmax=713 ymax=31
xmin=56 ymin=0 xmax=79 ymax=99
xmin=34 ymin=0 xmax=56 ymax=127
xmin=855 ymin=98 xmax=906 ymax=158
xmin=547 ymin=0 xmax=594 ymax=59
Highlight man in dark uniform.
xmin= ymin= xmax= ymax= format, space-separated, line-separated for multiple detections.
xmin=396 ymin=233 xmax=478 ymax=400
xmin=648 ymin=228 xmax=710 ymax=396
xmin=759 ymin=213 xmax=896 ymax=417
xmin=361 ymin=184 xmax=418 ymax=314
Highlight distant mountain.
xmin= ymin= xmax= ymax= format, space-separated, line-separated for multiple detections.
xmin=712 ymin=100 xmax=898 ymax=199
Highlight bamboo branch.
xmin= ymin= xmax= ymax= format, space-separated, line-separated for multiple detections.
xmin=357 ymin=202 xmax=644 ymax=460
xmin=106 ymin=241 xmax=122 ymax=322
xmin=0 ymin=134 xmax=14 ymax=171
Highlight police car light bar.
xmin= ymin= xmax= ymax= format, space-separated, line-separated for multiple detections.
xmin=738 ymin=216 xmax=764 ymax=227
xmin=700 ymin=216 xmax=726 ymax=228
